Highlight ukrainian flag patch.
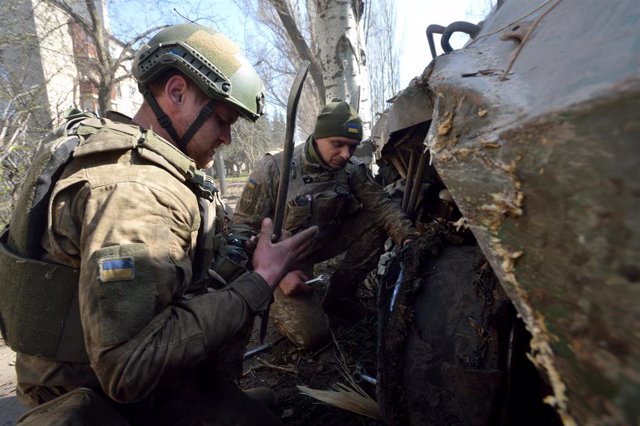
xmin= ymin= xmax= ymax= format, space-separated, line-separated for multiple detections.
xmin=247 ymin=178 xmax=257 ymax=190
xmin=99 ymin=257 xmax=135 ymax=282
xmin=346 ymin=123 xmax=361 ymax=135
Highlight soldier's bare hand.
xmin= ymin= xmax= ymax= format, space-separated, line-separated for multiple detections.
xmin=247 ymin=227 xmax=291 ymax=249
xmin=279 ymin=270 xmax=313 ymax=297
xmin=252 ymin=218 xmax=318 ymax=289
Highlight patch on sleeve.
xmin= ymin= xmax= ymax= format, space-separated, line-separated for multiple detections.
xmin=99 ymin=257 xmax=135 ymax=282
xmin=247 ymin=178 xmax=257 ymax=190
xmin=239 ymin=178 xmax=258 ymax=211
xmin=90 ymin=243 xmax=154 ymax=345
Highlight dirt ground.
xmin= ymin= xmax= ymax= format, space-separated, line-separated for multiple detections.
xmin=0 ymin=180 xmax=384 ymax=425
xmin=0 ymin=341 xmax=25 ymax=425
xmin=240 ymin=265 xmax=381 ymax=426
xmin=226 ymin=180 xmax=382 ymax=425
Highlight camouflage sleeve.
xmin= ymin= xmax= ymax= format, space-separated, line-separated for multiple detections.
xmin=230 ymin=154 xmax=280 ymax=237
xmin=349 ymin=162 xmax=419 ymax=245
xmin=49 ymin=162 xmax=272 ymax=404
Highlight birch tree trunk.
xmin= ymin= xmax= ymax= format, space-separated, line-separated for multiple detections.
xmin=315 ymin=0 xmax=372 ymax=138
xmin=214 ymin=150 xmax=227 ymax=196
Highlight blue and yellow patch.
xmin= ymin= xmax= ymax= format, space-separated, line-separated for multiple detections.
xmin=346 ymin=122 xmax=361 ymax=135
xmin=99 ymin=257 xmax=135 ymax=282
xmin=247 ymin=178 xmax=257 ymax=190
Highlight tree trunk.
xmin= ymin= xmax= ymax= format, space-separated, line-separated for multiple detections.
xmin=315 ymin=0 xmax=372 ymax=138
xmin=215 ymin=150 xmax=227 ymax=195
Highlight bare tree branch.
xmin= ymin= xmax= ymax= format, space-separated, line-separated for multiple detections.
xmin=267 ymin=0 xmax=325 ymax=102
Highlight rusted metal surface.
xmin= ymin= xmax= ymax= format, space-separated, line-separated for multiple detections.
xmin=378 ymin=0 xmax=640 ymax=424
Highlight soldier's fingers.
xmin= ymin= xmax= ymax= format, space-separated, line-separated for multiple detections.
xmin=243 ymin=239 xmax=257 ymax=251
xmin=278 ymin=229 xmax=292 ymax=241
xmin=287 ymin=226 xmax=318 ymax=250
xmin=260 ymin=217 xmax=274 ymax=232
xmin=257 ymin=217 xmax=274 ymax=240
xmin=283 ymin=227 xmax=316 ymax=260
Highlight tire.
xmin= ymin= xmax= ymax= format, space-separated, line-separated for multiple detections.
xmin=377 ymin=244 xmax=513 ymax=426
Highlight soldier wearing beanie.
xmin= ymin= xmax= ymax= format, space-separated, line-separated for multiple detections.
xmin=232 ymin=99 xmax=417 ymax=350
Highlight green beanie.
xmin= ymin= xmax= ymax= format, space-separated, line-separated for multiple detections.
xmin=313 ymin=100 xmax=363 ymax=141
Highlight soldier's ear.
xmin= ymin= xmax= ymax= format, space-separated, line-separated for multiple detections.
xmin=165 ymin=75 xmax=188 ymax=105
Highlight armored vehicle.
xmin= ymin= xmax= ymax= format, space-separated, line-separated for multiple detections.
xmin=372 ymin=0 xmax=639 ymax=425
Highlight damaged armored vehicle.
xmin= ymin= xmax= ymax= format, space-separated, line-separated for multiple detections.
xmin=371 ymin=0 xmax=639 ymax=425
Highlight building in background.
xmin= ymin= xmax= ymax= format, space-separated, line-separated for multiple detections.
xmin=1 ymin=0 xmax=141 ymax=132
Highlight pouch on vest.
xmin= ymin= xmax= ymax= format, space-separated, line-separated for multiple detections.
xmin=0 ymin=109 xmax=94 ymax=363
xmin=311 ymin=191 xmax=351 ymax=224
xmin=0 ymin=228 xmax=88 ymax=363
xmin=284 ymin=197 xmax=312 ymax=232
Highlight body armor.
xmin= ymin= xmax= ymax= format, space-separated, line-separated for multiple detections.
xmin=273 ymin=142 xmax=361 ymax=234
xmin=0 ymin=111 xmax=215 ymax=363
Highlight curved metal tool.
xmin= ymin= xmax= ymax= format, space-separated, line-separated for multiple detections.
xmin=260 ymin=60 xmax=310 ymax=344
xmin=272 ymin=60 xmax=310 ymax=240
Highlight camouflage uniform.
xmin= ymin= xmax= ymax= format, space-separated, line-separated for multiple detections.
xmin=12 ymin=117 xmax=280 ymax=425
xmin=232 ymin=136 xmax=417 ymax=348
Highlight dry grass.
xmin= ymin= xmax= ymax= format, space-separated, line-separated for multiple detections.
xmin=297 ymin=333 xmax=379 ymax=420
xmin=297 ymin=383 xmax=379 ymax=420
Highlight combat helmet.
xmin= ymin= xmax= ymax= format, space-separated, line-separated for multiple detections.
xmin=133 ymin=23 xmax=265 ymax=149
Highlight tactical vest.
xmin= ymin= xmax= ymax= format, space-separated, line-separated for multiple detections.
xmin=271 ymin=143 xmax=362 ymax=234
xmin=0 ymin=111 xmax=216 ymax=363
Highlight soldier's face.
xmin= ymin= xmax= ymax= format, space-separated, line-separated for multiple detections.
xmin=315 ymin=136 xmax=360 ymax=169
xmin=186 ymin=102 xmax=239 ymax=169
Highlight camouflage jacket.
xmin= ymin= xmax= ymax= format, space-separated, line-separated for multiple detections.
xmin=14 ymin=117 xmax=272 ymax=407
xmin=232 ymin=135 xmax=417 ymax=244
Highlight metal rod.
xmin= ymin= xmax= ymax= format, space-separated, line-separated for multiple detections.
xmin=243 ymin=336 xmax=285 ymax=360
xmin=401 ymin=149 xmax=417 ymax=212
xmin=355 ymin=372 xmax=377 ymax=386
xmin=390 ymin=156 xmax=407 ymax=179
xmin=407 ymin=151 xmax=428 ymax=218
xmin=354 ymin=365 xmax=378 ymax=385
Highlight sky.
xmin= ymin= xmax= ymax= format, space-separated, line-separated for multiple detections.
xmin=211 ymin=0 xmax=491 ymax=90
xmin=110 ymin=0 xmax=491 ymax=92
xmin=395 ymin=0 xmax=491 ymax=87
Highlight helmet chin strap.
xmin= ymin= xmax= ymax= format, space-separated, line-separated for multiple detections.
xmin=140 ymin=84 xmax=217 ymax=155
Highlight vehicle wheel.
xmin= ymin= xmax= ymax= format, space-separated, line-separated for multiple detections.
xmin=377 ymin=243 xmax=513 ymax=426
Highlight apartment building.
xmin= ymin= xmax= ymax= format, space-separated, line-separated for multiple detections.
xmin=1 ymin=0 xmax=141 ymax=131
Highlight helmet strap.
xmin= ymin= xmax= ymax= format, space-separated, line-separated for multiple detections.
xmin=180 ymin=98 xmax=217 ymax=148
xmin=140 ymin=84 xmax=183 ymax=148
xmin=140 ymin=85 xmax=217 ymax=155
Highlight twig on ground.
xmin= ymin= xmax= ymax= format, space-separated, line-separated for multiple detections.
xmin=255 ymin=357 xmax=298 ymax=375
xmin=311 ymin=341 xmax=332 ymax=358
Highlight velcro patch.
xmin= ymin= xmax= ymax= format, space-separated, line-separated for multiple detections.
xmin=346 ymin=123 xmax=361 ymax=135
xmin=99 ymin=257 xmax=135 ymax=282
xmin=247 ymin=178 xmax=257 ymax=190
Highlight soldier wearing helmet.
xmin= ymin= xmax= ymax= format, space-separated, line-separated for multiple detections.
xmin=231 ymin=100 xmax=418 ymax=350
xmin=4 ymin=24 xmax=317 ymax=424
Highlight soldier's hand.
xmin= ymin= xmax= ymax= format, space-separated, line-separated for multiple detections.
xmin=246 ymin=229 xmax=291 ymax=251
xmin=252 ymin=218 xmax=318 ymax=289
xmin=279 ymin=270 xmax=313 ymax=297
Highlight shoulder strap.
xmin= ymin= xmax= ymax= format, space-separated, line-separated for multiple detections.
xmin=337 ymin=164 xmax=350 ymax=186
xmin=6 ymin=111 xmax=99 ymax=257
